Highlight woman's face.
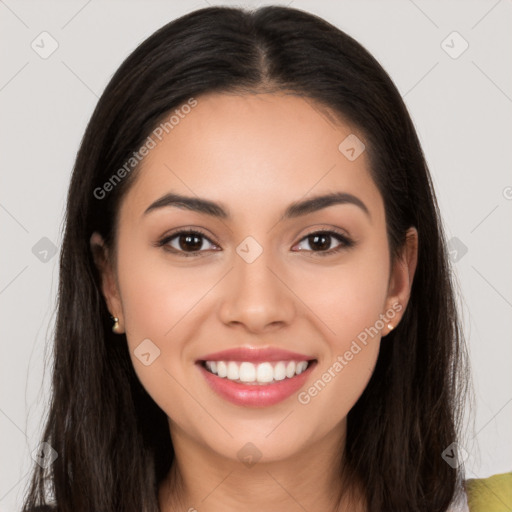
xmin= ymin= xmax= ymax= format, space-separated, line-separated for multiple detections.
xmin=92 ymin=92 xmax=416 ymax=464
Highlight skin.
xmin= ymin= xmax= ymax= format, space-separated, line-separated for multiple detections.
xmin=91 ymin=92 xmax=418 ymax=512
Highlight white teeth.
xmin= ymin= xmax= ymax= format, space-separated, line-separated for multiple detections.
xmin=203 ymin=359 xmax=312 ymax=384
xmin=256 ymin=362 xmax=274 ymax=383
xmin=227 ymin=361 xmax=239 ymax=380
xmin=285 ymin=361 xmax=296 ymax=378
xmin=274 ymin=362 xmax=286 ymax=381
xmin=217 ymin=361 xmax=227 ymax=378
xmin=296 ymin=361 xmax=308 ymax=374
xmin=239 ymin=362 xmax=256 ymax=382
xmin=205 ymin=361 xmax=218 ymax=374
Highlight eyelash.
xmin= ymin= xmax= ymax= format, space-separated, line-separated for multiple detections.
xmin=155 ymin=227 xmax=355 ymax=258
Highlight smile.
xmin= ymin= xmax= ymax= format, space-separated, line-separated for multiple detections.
xmin=196 ymin=347 xmax=317 ymax=407
xmin=203 ymin=360 xmax=311 ymax=384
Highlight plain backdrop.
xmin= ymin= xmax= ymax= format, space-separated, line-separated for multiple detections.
xmin=1 ymin=1 xmax=511 ymax=510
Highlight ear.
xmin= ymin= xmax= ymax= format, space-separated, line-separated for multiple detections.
xmin=383 ymin=227 xmax=418 ymax=333
xmin=90 ymin=232 xmax=124 ymax=331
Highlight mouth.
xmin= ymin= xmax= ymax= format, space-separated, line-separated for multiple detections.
xmin=200 ymin=359 xmax=316 ymax=385
xmin=195 ymin=347 xmax=317 ymax=407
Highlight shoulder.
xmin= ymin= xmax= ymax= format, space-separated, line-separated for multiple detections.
xmin=465 ymin=472 xmax=512 ymax=511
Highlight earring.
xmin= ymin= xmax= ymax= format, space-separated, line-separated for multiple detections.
xmin=387 ymin=323 xmax=394 ymax=332
xmin=112 ymin=316 xmax=121 ymax=334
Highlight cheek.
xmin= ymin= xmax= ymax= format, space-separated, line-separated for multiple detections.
xmin=114 ymin=240 xmax=226 ymax=418
xmin=292 ymin=240 xmax=391 ymax=348
xmin=113 ymin=240 xmax=196 ymax=387
xmin=115 ymin=262 xmax=194 ymax=423
xmin=116 ymin=239 xmax=213 ymax=344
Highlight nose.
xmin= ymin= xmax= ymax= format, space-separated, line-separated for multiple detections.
xmin=218 ymin=245 xmax=296 ymax=334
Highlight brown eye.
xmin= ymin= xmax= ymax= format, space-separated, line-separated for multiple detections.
xmin=294 ymin=230 xmax=354 ymax=256
xmin=307 ymin=233 xmax=331 ymax=251
xmin=158 ymin=230 xmax=218 ymax=257
xmin=176 ymin=233 xmax=204 ymax=252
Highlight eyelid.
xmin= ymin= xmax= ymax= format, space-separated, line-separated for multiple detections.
xmin=293 ymin=224 xmax=352 ymax=243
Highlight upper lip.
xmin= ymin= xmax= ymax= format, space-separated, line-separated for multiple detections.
xmin=197 ymin=347 xmax=314 ymax=363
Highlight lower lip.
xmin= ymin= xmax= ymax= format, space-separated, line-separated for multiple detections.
xmin=198 ymin=361 xmax=316 ymax=407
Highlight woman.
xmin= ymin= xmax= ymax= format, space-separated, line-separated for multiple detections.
xmin=21 ymin=5 xmax=511 ymax=512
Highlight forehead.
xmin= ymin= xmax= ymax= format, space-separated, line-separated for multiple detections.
xmin=119 ymin=92 xmax=383 ymax=224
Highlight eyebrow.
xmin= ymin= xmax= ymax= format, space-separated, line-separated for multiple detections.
xmin=143 ymin=191 xmax=370 ymax=221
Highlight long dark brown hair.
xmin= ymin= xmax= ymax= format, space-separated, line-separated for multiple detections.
xmin=22 ymin=5 xmax=469 ymax=512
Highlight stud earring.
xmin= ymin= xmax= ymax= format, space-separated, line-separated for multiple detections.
xmin=387 ymin=323 xmax=394 ymax=332
xmin=112 ymin=316 xmax=121 ymax=334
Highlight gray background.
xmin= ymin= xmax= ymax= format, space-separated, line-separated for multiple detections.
xmin=1 ymin=0 xmax=511 ymax=509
